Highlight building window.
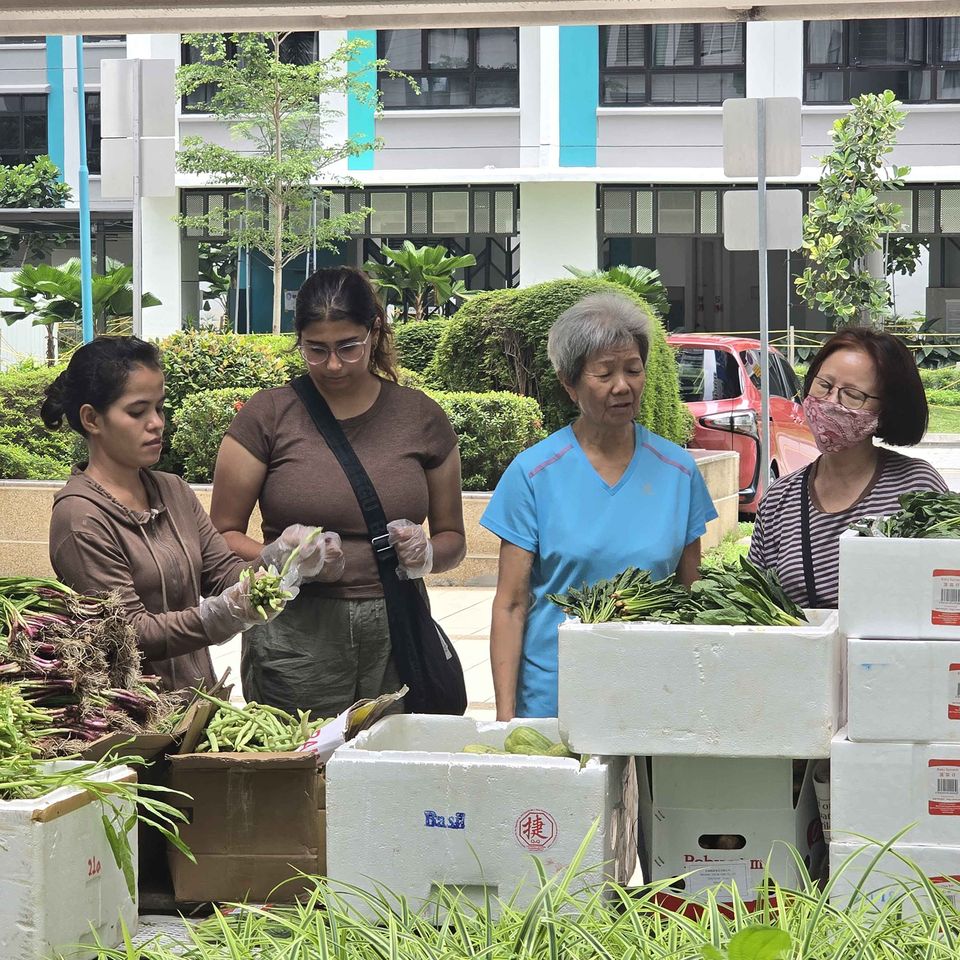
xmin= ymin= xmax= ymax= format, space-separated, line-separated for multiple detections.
xmin=600 ymin=23 xmax=746 ymax=106
xmin=83 ymin=35 xmax=125 ymax=43
xmin=805 ymin=18 xmax=960 ymax=103
xmin=378 ymin=28 xmax=519 ymax=109
xmin=0 ymin=94 xmax=47 ymax=166
xmin=0 ymin=36 xmax=44 ymax=44
xmin=180 ymin=33 xmax=319 ymax=111
xmin=85 ymin=92 xmax=101 ymax=175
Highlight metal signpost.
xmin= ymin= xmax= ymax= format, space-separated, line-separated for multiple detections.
xmin=100 ymin=59 xmax=176 ymax=337
xmin=722 ymin=97 xmax=802 ymax=496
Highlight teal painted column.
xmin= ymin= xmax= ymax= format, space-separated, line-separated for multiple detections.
xmin=559 ymin=26 xmax=598 ymax=167
xmin=44 ymin=36 xmax=65 ymax=177
xmin=347 ymin=29 xmax=377 ymax=171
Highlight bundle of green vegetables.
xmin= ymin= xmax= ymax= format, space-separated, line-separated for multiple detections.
xmin=0 ymin=681 xmax=192 ymax=899
xmin=194 ymin=693 xmax=331 ymax=753
xmin=851 ymin=490 xmax=960 ymax=538
xmin=549 ymin=556 xmax=807 ymax=626
xmin=0 ymin=576 xmax=180 ymax=753
xmin=462 ymin=726 xmax=576 ymax=758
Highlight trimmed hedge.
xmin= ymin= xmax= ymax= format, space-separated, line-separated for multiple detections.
xmin=427 ymin=278 xmax=692 ymax=443
xmin=0 ymin=366 xmax=81 ymax=466
xmin=0 ymin=441 xmax=70 ymax=480
xmin=920 ymin=367 xmax=960 ymax=391
xmin=926 ymin=388 xmax=960 ymax=407
xmin=394 ymin=318 xmax=450 ymax=373
xmin=171 ymin=384 xmax=545 ymax=490
xmin=170 ymin=387 xmax=259 ymax=483
xmin=426 ymin=390 xmax=545 ymax=490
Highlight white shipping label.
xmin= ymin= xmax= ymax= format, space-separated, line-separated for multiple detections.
xmin=684 ymin=860 xmax=752 ymax=903
xmin=929 ymin=760 xmax=960 ymax=816
xmin=933 ymin=570 xmax=960 ymax=627
xmin=949 ymin=664 xmax=960 ymax=721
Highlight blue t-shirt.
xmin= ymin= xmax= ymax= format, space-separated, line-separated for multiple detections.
xmin=480 ymin=423 xmax=717 ymax=718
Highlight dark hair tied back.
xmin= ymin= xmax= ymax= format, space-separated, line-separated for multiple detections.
xmin=40 ymin=335 xmax=162 ymax=435
xmin=294 ymin=267 xmax=398 ymax=382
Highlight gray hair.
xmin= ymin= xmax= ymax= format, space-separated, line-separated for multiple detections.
xmin=547 ymin=292 xmax=652 ymax=385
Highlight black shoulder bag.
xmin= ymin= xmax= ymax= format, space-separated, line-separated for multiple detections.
xmin=799 ymin=464 xmax=822 ymax=609
xmin=291 ymin=375 xmax=467 ymax=716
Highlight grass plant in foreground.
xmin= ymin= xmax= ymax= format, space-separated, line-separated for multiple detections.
xmin=87 ymin=830 xmax=960 ymax=960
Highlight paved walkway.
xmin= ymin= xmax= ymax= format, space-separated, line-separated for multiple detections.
xmin=210 ymin=587 xmax=497 ymax=719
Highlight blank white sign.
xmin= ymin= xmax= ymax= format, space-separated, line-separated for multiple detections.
xmin=723 ymin=190 xmax=804 ymax=251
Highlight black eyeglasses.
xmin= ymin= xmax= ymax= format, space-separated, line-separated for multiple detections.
xmin=808 ymin=376 xmax=880 ymax=411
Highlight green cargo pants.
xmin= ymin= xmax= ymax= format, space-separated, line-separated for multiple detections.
xmin=241 ymin=590 xmax=403 ymax=718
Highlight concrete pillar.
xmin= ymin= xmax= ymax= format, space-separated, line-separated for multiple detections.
xmin=746 ymin=21 xmax=803 ymax=100
xmin=61 ymin=36 xmax=80 ymax=199
xmin=518 ymin=181 xmax=597 ymax=286
xmin=141 ymin=193 xmax=182 ymax=338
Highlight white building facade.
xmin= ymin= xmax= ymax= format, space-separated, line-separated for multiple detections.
xmin=3 ymin=19 xmax=960 ymax=338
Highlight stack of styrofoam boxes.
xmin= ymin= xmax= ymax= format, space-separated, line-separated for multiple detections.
xmin=832 ymin=531 xmax=960 ymax=906
xmin=0 ymin=760 xmax=139 ymax=959
xmin=557 ymin=610 xmax=842 ymax=905
xmin=325 ymin=714 xmax=637 ymax=916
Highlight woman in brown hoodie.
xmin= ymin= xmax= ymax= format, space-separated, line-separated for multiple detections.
xmin=45 ymin=336 xmax=336 ymax=692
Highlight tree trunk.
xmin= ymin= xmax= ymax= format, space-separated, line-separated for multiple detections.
xmin=271 ymin=198 xmax=284 ymax=335
xmin=46 ymin=324 xmax=55 ymax=366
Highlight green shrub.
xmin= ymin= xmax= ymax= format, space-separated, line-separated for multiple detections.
xmin=157 ymin=332 xmax=291 ymax=415
xmin=171 ymin=384 xmax=545 ymax=490
xmin=0 ymin=441 xmax=70 ymax=480
xmin=926 ymin=388 xmax=960 ymax=407
xmin=170 ymin=387 xmax=259 ymax=482
xmin=245 ymin=333 xmax=303 ymax=380
xmin=397 ymin=367 xmax=426 ymax=390
xmin=920 ymin=367 xmax=960 ymax=390
xmin=0 ymin=366 xmax=79 ymax=465
xmin=427 ymin=278 xmax=691 ymax=444
xmin=394 ymin=317 xmax=450 ymax=373
xmin=427 ymin=390 xmax=546 ymax=490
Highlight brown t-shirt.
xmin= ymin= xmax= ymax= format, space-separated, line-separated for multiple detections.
xmin=226 ymin=378 xmax=458 ymax=599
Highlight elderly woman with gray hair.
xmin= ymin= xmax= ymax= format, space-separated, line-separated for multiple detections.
xmin=480 ymin=292 xmax=717 ymax=719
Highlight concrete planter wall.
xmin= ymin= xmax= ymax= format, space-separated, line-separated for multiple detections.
xmin=0 ymin=450 xmax=738 ymax=588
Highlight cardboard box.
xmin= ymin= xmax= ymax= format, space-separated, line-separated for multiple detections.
xmin=839 ymin=532 xmax=960 ymax=640
xmin=832 ymin=732 xmax=960 ymax=846
xmin=830 ymin=841 xmax=960 ymax=914
xmin=847 ymin=638 xmax=960 ymax=742
xmin=558 ymin=610 xmax=841 ymax=757
xmin=0 ymin=760 xmax=138 ymax=960
xmin=639 ymin=756 xmax=824 ymax=903
xmin=166 ymin=751 xmax=326 ymax=904
xmin=325 ymin=714 xmax=637 ymax=915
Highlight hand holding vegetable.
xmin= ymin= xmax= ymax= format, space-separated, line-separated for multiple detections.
xmin=259 ymin=524 xmax=326 ymax=579
xmin=198 ymin=571 xmax=290 ymax=641
xmin=303 ymin=531 xmax=346 ymax=583
xmin=387 ymin=519 xmax=433 ymax=580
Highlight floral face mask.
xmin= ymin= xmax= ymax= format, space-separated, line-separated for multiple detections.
xmin=802 ymin=396 xmax=879 ymax=454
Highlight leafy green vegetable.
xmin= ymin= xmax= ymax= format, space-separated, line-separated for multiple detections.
xmin=852 ymin=490 xmax=960 ymax=539
xmin=549 ymin=556 xmax=807 ymax=627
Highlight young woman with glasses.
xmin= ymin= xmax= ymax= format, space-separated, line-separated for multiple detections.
xmin=209 ymin=267 xmax=466 ymax=716
xmin=748 ymin=326 xmax=946 ymax=608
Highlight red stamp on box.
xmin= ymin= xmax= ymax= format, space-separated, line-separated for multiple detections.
xmin=515 ymin=809 xmax=557 ymax=851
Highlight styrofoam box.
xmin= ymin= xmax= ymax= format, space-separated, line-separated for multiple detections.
xmin=639 ymin=756 xmax=825 ymax=903
xmin=0 ymin=760 xmax=139 ymax=960
xmin=848 ymin=637 xmax=960 ymax=742
xmin=832 ymin=731 xmax=960 ymax=846
xmin=830 ymin=841 xmax=960 ymax=915
xmin=839 ymin=531 xmax=960 ymax=640
xmin=326 ymin=714 xmax=637 ymax=914
xmin=558 ymin=610 xmax=841 ymax=757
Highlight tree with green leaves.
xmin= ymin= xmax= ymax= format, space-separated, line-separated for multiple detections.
xmin=0 ymin=156 xmax=72 ymax=268
xmin=0 ymin=259 xmax=161 ymax=363
xmin=564 ymin=264 xmax=670 ymax=318
xmin=795 ymin=91 xmax=918 ymax=327
xmin=176 ymin=33 xmax=395 ymax=333
xmin=364 ymin=241 xmax=476 ymax=322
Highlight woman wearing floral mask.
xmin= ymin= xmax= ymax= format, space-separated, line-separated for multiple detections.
xmin=748 ymin=326 xmax=946 ymax=608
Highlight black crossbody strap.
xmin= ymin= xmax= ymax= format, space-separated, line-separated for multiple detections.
xmin=799 ymin=463 xmax=820 ymax=608
xmin=290 ymin=376 xmax=396 ymax=575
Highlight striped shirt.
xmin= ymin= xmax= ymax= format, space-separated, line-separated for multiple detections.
xmin=748 ymin=449 xmax=947 ymax=608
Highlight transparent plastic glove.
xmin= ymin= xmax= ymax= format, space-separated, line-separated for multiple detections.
xmin=386 ymin=519 xmax=434 ymax=580
xmin=304 ymin=531 xmax=346 ymax=584
xmin=198 ymin=570 xmax=293 ymax=643
xmin=258 ymin=524 xmax=325 ymax=579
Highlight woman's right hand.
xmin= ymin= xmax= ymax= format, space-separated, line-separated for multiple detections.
xmin=304 ymin=531 xmax=346 ymax=583
xmin=198 ymin=571 xmax=290 ymax=642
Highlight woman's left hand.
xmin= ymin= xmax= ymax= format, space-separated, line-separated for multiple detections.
xmin=386 ymin=519 xmax=434 ymax=580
